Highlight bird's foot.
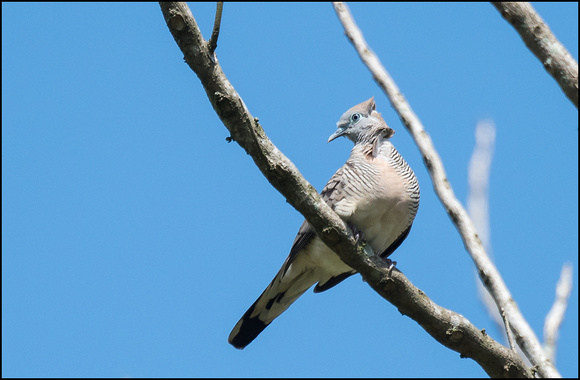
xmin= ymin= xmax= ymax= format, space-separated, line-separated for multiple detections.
xmin=347 ymin=222 xmax=364 ymax=243
xmin=379 ymin=257 xmax=397 ymax=276
xmin=348 ymin=223 xmax=375 ymax=257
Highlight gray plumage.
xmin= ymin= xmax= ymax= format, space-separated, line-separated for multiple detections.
xmin=228 ymin=97 xmax=420 ymax=349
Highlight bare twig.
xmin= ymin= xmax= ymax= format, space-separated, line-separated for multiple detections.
xmin=159 ymin=2 xmax=533 ymax=377
xmin=469 ymin=122 xmax=531 ymax=365
xmin=468 ymin=120 xmax=495 ymax=254
xmin=332 ymin=2 xmax=560 ymax=377
xmin=491 ymin=2 xmax=578 ymax=108
xmin=208 ymin=2 xmax=223 ymax=54
xmin=543 ymin=263 xmax=573 ymax=364
xmin=468 ymin=121 xmax=503 ymax=333
xmin=500 ymin=308 xmax=517 ymax=351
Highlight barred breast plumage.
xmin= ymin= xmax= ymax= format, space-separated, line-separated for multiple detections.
xmin=228 ymin=97 xmax=420 ymax=349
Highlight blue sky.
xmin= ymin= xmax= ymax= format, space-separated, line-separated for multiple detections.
xmin=2 ymin=2 xmax=577 ymax=378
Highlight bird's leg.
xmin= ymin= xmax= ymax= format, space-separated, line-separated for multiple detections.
xmin=348 ymin=222 xmax=375 ymax=257
xmin=347 ymin=222 xmax=364 ymax=243
xmin=382 ymin=258 xmax=397 ymax=274
xmin=374 ymin=256 xmax=397 ymax=276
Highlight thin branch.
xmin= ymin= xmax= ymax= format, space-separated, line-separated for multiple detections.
xmin=469 ymin=122 xmax=532 ymax=365
xmin=468 ymin=121 xmax=504 ymax=335
xmin=208 ymin=2 xmax=223 ymax=54
xmin=543 ymin=263 xmax=573 ymax=364
xmin=332 ymin=2 xmax=560 ymax=378
xmin=160 ymin=2 xmax=533 ymax=377
xmin=500 ymin=308 xmax=517 ymax=351
xmin=468 ymin=120 xmax=495 ymax=254
xmin=468 ymin=122 xmax=531 ymax=365
xmin=491 ymin=2 xmax=578 ymax=108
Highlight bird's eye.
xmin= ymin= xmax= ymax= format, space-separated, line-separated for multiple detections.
xmin=350 ymin=113 xmax=361 ymax=122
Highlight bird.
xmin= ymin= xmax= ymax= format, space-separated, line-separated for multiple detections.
xmin=228 ymin=97 xmax=420 ymax=349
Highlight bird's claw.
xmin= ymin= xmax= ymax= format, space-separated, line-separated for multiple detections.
xmin=348 ymin=223 xmax=364 ymax=244
xmin=380 ymin=258 xmax=397 ymax=276
xmin=348 ymin=223 xmax=375 ymax=257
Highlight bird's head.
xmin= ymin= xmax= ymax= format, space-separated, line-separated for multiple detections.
xmin=328 ymin=97 xmax=393 ymax=143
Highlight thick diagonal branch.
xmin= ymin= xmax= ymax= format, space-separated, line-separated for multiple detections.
xmin=160 ymin=2 xmax=532 ymax=377
xmin=491 ymin=2 xmax=578 ymax=108
xmin=332 ymin=2 xmax=559 ymax=377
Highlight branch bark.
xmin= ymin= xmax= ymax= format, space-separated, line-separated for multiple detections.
xmin=160 ymin=2 xmax=533 ymax=377
xmin=332 ymin=2 xmax=560 ymax=378
xmin=491 ymin=2 xmax=578 ymax=108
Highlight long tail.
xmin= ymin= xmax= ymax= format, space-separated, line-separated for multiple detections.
xmin=228 ymin=266 xmax=317 ymax=349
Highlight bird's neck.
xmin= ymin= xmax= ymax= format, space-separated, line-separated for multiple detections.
xmin=355 ymin=127 xmax=393 ymax=158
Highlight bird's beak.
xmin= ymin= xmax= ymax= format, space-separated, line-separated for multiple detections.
xmin=328 ymin=127 xmax=346 ymax=143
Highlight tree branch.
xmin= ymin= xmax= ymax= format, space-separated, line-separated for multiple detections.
xmin=208 ymin=2 xmax=223 ymax=54
xmin=332 ymin=2 xmax=560 ymax=378
xmin=469 ymin=122 xmax=532 ymax=365
xmin=468 ymin=121 xmax=504 ymax=337
xmin=543 ymin=263 xmax=573 ymax=364
xmin=160 ymin=2 xmax=533 ymax=377
xmin=468 ymin=120 xmax=495 ymax=255
xmin=491 ymin=2 xmax=578 ymax=108
xmin=500 ymin=308 xmax=517 ymax=351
